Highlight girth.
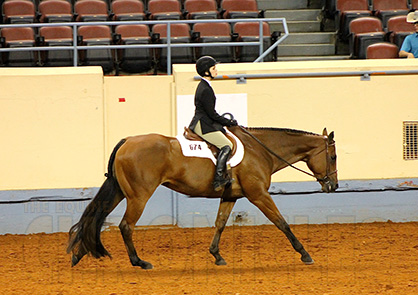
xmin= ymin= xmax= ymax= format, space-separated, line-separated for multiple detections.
xmin=183 ymin=127 xmax=237 ymax=158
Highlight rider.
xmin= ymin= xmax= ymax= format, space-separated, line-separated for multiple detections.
xmin=188 ymin=56 xmax=238 ymax=191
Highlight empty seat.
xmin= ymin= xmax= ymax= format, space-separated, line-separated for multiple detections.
xmin=349 ymin=17 xmax=385 ymax=58
xmin=111 ymin=0 xmax=145 ymax=21
xmin=39 ymin=0 xmax=73 ymax=23
xmin=221 ymin=0 xmax=259 ymax=19
xmin=184 ymin=0 xmax=219 ymax=19
xmin=387 ymin=15 xmax=415 ymax=48
xmin=152 ymin=23 xmax=193 ymax=71
xmin=1 ymin=27 xmax=37 ymax=66
xmin=372 ymin=0 xmax=409 ymax=29
xmin=193 ymin=22 xmax=233 ymax=62
xmin=336 ymin=0 xmax=372 ymax=40
xmin=115 ymin=24 xmax=153 ymax=73
xmin=75 ymin=0 xmax=109 ymax=22
xmin=233 ymin=22 xmax=274 ymax=62
xmin=366 ymin=42 xmax=399 ymax=59
xmin=39 ymin=26 xmax=74 ymax=66
xmin=2 ymin=0 xmax=36 ymax=23
xmin=147 ymin=0 xmax=182 ymax=20
xmin=78 ymin=25 xmax=114 ymax=73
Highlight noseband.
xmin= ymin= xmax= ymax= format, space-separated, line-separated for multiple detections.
xmin=239 ymin=126 xmax=337 ymax=184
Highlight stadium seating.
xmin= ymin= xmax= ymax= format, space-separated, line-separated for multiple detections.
xmin=349 ymin=16 xmax=385 ymax=58
xmin=115 ymin=24 xmax=153 ymax=73
xmin=39 ymin=26 xmax=74 ymax=66
xmin=193 ymin=22 xmax=234 ymax=62
xmin=336 ymin=0 xmax=372 ymax=40
xmin=221 ymin=0 xmax=260 ymax=19
xmin=78 ymin=25 xmax=114 ymax=73
xmin=38 ymin=0 xmax=73 ymax=23
xmin=233 ymin=21 xmax=275 ymax=62
xmin=2 ymin=0 xmax=36 ymax=24
xmin=75 ymin=0 xmax=109 ymax=22
xmin=387 ymin=15 xmax=415 ymax=48
xmin=1 ymin=27 xmax=37 ymax=66
xmin=184 ymin=0 xmax=219 ymax=19
xmin=152 ymin=23 xmax=193 ymax=71
xmin=366 ymin=42 xmax=399 ymax=59
xmin=111 ymin=0 xmax=146 ymax=21
xmin=372 ymin=0 xmax=409 ymax=29
xmin=147 ymin=0 xmax=182 ymax=20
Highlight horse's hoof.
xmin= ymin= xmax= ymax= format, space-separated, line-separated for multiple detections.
xmin=71 ymin=254 xmax=80 ymax=267
xmin=215 ymin=259 xmax=227 ymax=266
xmin=302 ymin=257 xmax=315 ymax=265
xmin=137 ymin=260 xmax=153 ymax=270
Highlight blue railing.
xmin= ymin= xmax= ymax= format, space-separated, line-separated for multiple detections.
xmin=0 ymin=18 xmax=288 ymax=75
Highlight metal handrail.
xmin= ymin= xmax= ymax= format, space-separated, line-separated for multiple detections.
xmin=0 ymin=18 xmax=288 ymax=74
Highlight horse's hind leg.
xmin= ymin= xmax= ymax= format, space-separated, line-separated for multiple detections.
xmin=119 ymin=196 xmax=153 ymax=269
xmin=249 ymin=192 xmax=314 ymax=264
xmin=209 ymin=199 xmax=236 ymax=265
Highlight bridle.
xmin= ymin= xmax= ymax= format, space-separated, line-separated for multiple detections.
xmin=238 ymin=126 xmax=337 ymax=185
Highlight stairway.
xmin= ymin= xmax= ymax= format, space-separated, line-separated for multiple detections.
xmin=258 ymin=0 xmax=349 ymax=60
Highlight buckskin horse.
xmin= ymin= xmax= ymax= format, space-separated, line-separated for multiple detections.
xmin=67 ymin=126 xmax=338 ymax=269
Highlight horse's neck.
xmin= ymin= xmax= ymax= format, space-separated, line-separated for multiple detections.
xmin=244 ymin=128 xmax=323 ymax=169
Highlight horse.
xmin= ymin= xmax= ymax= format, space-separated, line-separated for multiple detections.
xmin=67 ymin=126 xmax=338 ymax=269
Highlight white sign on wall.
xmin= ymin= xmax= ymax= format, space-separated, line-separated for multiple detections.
xmin=176 ymin=93 xmax=248 ymax=136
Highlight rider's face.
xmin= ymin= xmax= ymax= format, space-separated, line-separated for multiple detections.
xmin=209 ymin=65 xmax=218 ymax=78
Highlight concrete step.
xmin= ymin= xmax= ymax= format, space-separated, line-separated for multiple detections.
xmin=281 ymin=32 xmax=336 ymax=44
xmin=265 ymin=9 xmax=322 ymax=21
xmin=257 ymin=0 xmax=308 ymax=10
xmin=276 ymin=44 xmax=336 ymax=56
xmin=269 ymin=20 xmax=321 ymax=33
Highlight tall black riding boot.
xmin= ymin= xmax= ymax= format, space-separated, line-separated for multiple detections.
xmin=213 ymin=146 xmax=232 ymax=191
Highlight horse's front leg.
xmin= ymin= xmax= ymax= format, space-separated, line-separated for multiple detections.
xmin=248 ymin=191 xmax=314 ymax=265
xmin=209 ymin=199 xmax=236 ymax=265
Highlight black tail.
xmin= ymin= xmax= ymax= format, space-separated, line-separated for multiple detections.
xmin=67 ymin=139 xmax=127 ymax=265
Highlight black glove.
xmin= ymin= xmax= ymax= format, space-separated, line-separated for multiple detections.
xmin=227 ymin=119 xmax=238 ymax=126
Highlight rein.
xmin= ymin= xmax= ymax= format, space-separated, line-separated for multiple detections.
xmin=237 ymin=126 xmax=334 ymax=183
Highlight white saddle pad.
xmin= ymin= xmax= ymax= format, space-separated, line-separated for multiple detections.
xmin=176 ymin=131 xmax=244 ymax=167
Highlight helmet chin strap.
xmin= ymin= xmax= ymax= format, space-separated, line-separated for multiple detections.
xmin=205 ymin=72 xmax=214 ymax=79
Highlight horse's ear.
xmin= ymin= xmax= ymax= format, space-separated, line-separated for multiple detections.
xmin=322 ymin=128 xmax=328 ymax=136
xmin=328 ymin=131 xmax=335 ymax=142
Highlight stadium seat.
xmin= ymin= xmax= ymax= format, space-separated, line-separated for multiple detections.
xmin=372 ymin=0 xmax=409 ymax=29
xmin=75 ymin=0 xmax=109 ymax=22
xmin=387 ymin=15 xmax=415 ymax=48
xmin=0 ymin=27 xmax=37 ymax=66
xmin=147 ymin=0 xmax=182 ymax=20
xmin=336 ymin=0 xmax=372 ymax=40
xmin=184 ymin=0 xmax=219 ymax=19
xmin=39 ymin=26 xmax=74 ymax=66
xmin=366 ymin=42 xmax=399 ymax=59
xmin=349 ymin=17 xmax=385 ymax=58
xmin=78 ymin=25 xmax=114 ymax=73
xmin=220 ymin=0 xmax=259 ymax=19
xmin=111 ymin=0 xmax=146 ymax=21
xmin=115 ymin=24 xmax=153 ymax=73
xmin=2 ymin=0 xmax=36 ymax=23
xmin=39 ymin=0 xmax=73 ymax=23
xmin=233 ymin=22 xmax=275 ymax=62
xmin=193 ymin=22 xmax=234 ymax=62
xmin=152 ymin=23 xmax=193 ymax=71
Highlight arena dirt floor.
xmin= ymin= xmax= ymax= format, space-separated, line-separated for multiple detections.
xmin=1 ymin=221 xmax=418 ymax=294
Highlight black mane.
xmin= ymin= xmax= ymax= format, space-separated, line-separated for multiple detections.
xmin=245 ymin=127 xmax=320 ymax=137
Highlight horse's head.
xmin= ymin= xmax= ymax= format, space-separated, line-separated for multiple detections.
xmin=307 ymin=128 xmax=338 ymax=193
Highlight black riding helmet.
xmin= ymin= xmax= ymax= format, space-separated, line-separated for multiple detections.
xmin=196 ymin=56 xmax=218 ymax=78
